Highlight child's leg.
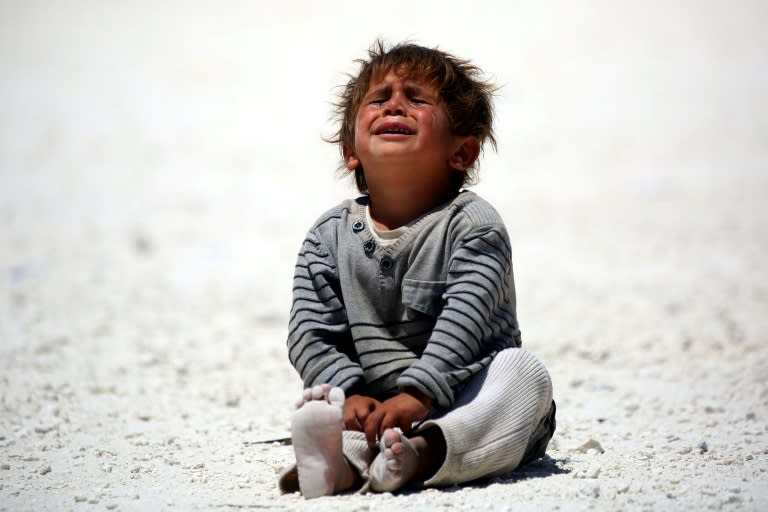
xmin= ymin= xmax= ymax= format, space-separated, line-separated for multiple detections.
xmin=422 ymin=348 xmax=554 ymax=486
xmin=290 ymin=384 xmax=358 ymax=498
xmin=369 ymin=348 xmax=553 ymax=490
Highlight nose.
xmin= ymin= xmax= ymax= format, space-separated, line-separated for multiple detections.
xmin=383 ymin=93 xmax=406 ymax=116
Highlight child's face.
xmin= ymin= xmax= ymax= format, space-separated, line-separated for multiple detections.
xmin=346 ymin=71 xmax=464 ymax=179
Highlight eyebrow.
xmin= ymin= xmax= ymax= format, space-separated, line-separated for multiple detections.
xmin=405 ymin=84 xmax=427 ymax=96
xmin=365 ymin=81 xmax=432 ymax=100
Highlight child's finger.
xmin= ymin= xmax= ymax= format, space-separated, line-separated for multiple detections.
xmin=378 ymin=411 xmax=401 ymax=438
xmin=343 ymin=411 xmax=362 ymax=431
xmin=357 ymin=404 xmax=372 ymax=423
xmin=364 ymin=410 xmax=383 ymax=447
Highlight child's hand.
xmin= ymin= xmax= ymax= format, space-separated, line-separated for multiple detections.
xmin=343 ymin=394 xmax=381 ymax=432
xmin=363 ymin=387 xmax=433 ymax=448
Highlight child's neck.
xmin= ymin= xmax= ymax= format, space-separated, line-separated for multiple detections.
xmin=367 ymin=183 xmax=458 ymax=231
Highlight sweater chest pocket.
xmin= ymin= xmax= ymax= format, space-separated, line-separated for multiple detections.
xmin=402 ymin=279 xmax=447 ymax=317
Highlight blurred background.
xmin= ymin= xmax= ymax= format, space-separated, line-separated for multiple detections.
xmin=1 ymin=0 xmax=766 ymax=396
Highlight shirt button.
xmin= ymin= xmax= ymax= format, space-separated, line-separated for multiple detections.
xmin=352 ymin=220 xmax=365 ymax=232
xmin=380 ymin=256 xmax=393 ymax=271
xmin=363 ymin=239 xmax=376 ymax=254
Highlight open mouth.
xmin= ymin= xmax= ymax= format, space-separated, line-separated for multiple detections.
xmin=374 ymin=123 xmax=415 ymax=135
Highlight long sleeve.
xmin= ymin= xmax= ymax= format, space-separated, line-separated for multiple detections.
xmin=286 ymin=231 xmax=364 ymax=391
xmin=397 ymin=225 xmax=520 ymax=409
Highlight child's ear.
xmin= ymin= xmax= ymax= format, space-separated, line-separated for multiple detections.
xmin=343 ymin=145 xmax=360 ymax=170
xmin=449 ymin=137 xmax=481 ymax=170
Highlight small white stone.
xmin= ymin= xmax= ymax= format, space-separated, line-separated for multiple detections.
xmin=572 ymin=439 xmax=605 ymax=454
xmin=34 ymin=421 xmax=59 ymax=434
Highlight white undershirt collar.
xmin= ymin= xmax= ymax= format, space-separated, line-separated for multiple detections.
xmin=365 ymin=206 xmax=408 ymax=247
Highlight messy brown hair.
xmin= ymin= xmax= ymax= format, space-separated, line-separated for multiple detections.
xmin=327 ymin=39 xmax=498 ymax=193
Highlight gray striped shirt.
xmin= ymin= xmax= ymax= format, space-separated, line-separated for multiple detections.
xmin=287 ymin=191 xmax=521 ymax=409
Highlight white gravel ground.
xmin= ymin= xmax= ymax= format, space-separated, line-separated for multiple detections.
xmin=2 ymin=2 xmax=767 ymax=511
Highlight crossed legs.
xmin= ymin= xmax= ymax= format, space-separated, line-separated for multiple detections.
xmin=288 ymin=349 xmax=553 ymax=497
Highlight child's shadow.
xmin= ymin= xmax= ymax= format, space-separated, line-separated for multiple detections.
xmin=498 ymin=454 xmax=570 ymax=481
xmin=402 ymin=455 xmax=569 ymax=496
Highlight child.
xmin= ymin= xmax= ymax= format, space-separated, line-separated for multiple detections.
xmin=279 ymin=40 xmax=556 ymax=498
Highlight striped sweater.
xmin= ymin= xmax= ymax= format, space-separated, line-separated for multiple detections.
xmin=287 ymin=191 xmax=521 ymax=409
